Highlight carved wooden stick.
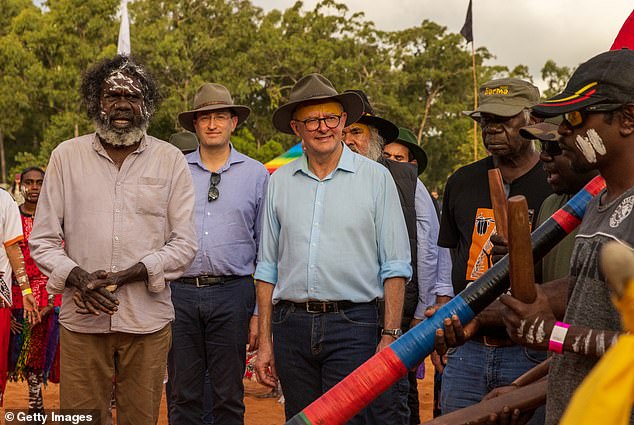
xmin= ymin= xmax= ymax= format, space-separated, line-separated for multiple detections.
xmin=508 ymin=195 xmax=537 ymax=303
xmin=488 ymin=168 xmax=508 ymax=240
xmin=423 ymin=378 xmax=547 ymax=425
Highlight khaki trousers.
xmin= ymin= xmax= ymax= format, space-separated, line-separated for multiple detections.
xmin=60 ymin=324 xmax=171 ymax=425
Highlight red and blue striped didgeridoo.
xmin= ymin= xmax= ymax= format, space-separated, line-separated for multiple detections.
xmin=286 ymin=175 xmax=606 ymax=425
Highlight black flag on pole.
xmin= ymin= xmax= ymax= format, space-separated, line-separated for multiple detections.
xmin=460 ymin=0 xmax=473 ymax=43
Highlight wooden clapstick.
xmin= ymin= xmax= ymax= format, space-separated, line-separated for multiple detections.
xmin=488 ymin=168 xmax=508 ymax=240
xmin=422 ymin=378 xmax=547 ymax=425
xmin=508 ymin=195 xmax=537 ymax=303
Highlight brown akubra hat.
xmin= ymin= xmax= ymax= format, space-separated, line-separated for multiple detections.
xmin=272 ymin=73 xmax=364 ymax=134
xmin=178 ymin=83 xmax=251 ymax=132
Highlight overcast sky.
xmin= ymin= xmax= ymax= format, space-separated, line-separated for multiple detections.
xmin=251 ymin=0 xmax=633 ymax=89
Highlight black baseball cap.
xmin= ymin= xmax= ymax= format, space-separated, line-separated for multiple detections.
xmin=533 ymin=49 xmax=634 ymax=117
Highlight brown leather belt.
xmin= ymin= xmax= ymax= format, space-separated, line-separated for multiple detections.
xmin=180 ymin=275 xmax=243 ymax=287
xmin=279 ymin=299 xmax=375 ymax=314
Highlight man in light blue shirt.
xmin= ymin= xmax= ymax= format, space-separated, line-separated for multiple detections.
xmin=169 ymin=83 xmax=269 ymax=425
xmin=254 ymin=74 xmax=411 ymax=424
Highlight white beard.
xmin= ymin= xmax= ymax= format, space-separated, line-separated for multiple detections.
xmin=94 ymin=119 xmax=147 ymax=147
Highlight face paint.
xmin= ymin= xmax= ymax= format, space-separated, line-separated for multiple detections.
xmin=105 ymin=71 xmax=143 ymax=96
xmin=575 ymin=128 xmax=606 ymax=163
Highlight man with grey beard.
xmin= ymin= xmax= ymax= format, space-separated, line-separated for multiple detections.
xmin=29 ymin=55 xmax=197 ymax=424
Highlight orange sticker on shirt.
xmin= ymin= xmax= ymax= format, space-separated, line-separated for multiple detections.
xmin=465 ymin=207 xmax=534 ymax=282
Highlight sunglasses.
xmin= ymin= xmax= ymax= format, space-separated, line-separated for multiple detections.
xmin=563 ymin=103 xmax=623 ymax=128
xmin=539 ymin=140 xmax=563 ymax=157
xmin=208 ymin=172 xmax=221 ymax=202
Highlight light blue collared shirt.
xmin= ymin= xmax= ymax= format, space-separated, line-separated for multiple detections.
xmin=184 ymin=144 xmax=269 ymax=277
xmin=255 ymin=143 xmax=412 ymax=303
xmin=414 ymin=180 xmax=453 ymax=318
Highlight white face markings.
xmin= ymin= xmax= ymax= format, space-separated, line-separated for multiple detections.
xmin=575 ymin=128 xmax=606 ymax=163
xmin=105 ymin=70 xmax=143 ymax=95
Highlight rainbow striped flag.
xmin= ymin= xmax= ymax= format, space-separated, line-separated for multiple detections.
xmin=264 ymin=143 xmax=303 ymax=174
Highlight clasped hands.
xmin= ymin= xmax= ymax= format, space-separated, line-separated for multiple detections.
xmin=68 ymin=267 xmax=120 ymax=315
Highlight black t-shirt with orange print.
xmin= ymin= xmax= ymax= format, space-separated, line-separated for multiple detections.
xmin=438 ymin=156 xmax=552 ymax=294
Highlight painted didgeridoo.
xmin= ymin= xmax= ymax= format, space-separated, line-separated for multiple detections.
xmin=285 ymin=175 xmax=605 ymax=425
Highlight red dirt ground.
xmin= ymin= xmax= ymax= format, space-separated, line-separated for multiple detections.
xmin=2 ymin=359 xmax=435 ymax=424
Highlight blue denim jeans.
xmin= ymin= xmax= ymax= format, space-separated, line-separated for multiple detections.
xmin=168 ymin=277 xmax=255 ymax=425
xmin=440 ymin=340 xmax=547 ymax=414
xmin=272 ymin=301 xmax=379 ymax=424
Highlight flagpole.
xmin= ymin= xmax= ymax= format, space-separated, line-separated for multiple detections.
xmin=471 ymin=40 xmax=478 ymax=161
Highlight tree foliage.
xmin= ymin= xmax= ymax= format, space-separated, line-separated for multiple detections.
xmin=2 ymin=0 xmax=575 ymax=192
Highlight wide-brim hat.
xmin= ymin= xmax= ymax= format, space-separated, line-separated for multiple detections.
xmin=178 ymin=83 xmax=251 ymax=132
xmin=464 ymin=78 xmax=540 ymax=120
xmin=272 ymin=74 xmax=364 ymax=134
xmin=519 ymin=116 xmax=563 ymax=142
xmin=168 ymin=131 xmax=199 ymax=153
xmin=533 ymin=49 xmax=634 ymax=117
xmin=344 ymin=90 xmax=399 ymax=143
xmin=390 ymin=127 xmax=428 ymax=175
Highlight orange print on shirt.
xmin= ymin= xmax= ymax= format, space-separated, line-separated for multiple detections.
xmin=465 ymin=207 xmax=535 ymax=282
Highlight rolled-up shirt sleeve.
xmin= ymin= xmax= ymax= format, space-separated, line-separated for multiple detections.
xmin=377 ymin=170 xmax=412 ymax=283
xmin=30 ymin=150 xmax=79 ymax=294
xmin=140 ymin=154 xmax=197 ymax=292
xmin=254 ymin=176 xmax=279 ymax=285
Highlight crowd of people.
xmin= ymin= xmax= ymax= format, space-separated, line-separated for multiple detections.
xmin=0 ymin=48 xmax=632 ymax=425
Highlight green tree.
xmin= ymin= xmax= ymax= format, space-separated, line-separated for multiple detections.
xmin=541 ymin=59 xmax=573 ymax=99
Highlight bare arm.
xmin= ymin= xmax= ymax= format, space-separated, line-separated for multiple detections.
xmin=254 ymin=280 xmax=278 ymax=388
xmin=378 ymin=276 xmax=405 ymax=351
xmin=6 ymin=242 xmax=39 ymax=324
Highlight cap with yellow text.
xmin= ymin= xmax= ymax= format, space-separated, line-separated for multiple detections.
xmin=464 ymin=78 xmax=540 ymax=119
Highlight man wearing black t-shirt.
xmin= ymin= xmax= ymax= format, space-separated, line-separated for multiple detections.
xmin=436 ymin=78 xmax=552 ymax=415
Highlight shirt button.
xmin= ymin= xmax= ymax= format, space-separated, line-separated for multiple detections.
xmin=112 ymin=266 xmax=118 ymax=272
xmin=207 ymin=212 xmax=211 ymax=216
xmin=116 ymin=182 xmax=121 ymax=186
xmin=204 ymin=231 xmax=209 ymax=235
xmin=310 ymin=264 xmax=315 ymax=268
xmin=114 ymin=236 xmax=119 ymax=241
xmin=115 ymin=209 xmax=121 ymax=213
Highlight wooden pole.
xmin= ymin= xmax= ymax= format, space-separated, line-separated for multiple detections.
xmin=508 ymin=195 xmax=537 ymax=303
xmin=488 ymin=168 xmax=507 ymax=240
xmin=471 ymin=40 xmax=478 ymax=161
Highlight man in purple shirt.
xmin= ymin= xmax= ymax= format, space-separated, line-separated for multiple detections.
xmin=169 ymin=83 xmax=269 ymax=425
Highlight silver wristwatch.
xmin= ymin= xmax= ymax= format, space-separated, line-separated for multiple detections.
xmin=381 ymin=328 xmax=403 ymax=338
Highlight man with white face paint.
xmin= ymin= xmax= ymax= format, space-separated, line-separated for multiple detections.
xmin=498 ymin=49 xmax=634 ymax=425
xmin=29 ymin=55 xmax=197 ymax=424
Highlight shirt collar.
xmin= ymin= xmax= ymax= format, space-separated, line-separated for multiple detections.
xmin=291 ymin=142 xmax=356 ymax=180
xmin=187 ymin=142 xmax=245 ymax=173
